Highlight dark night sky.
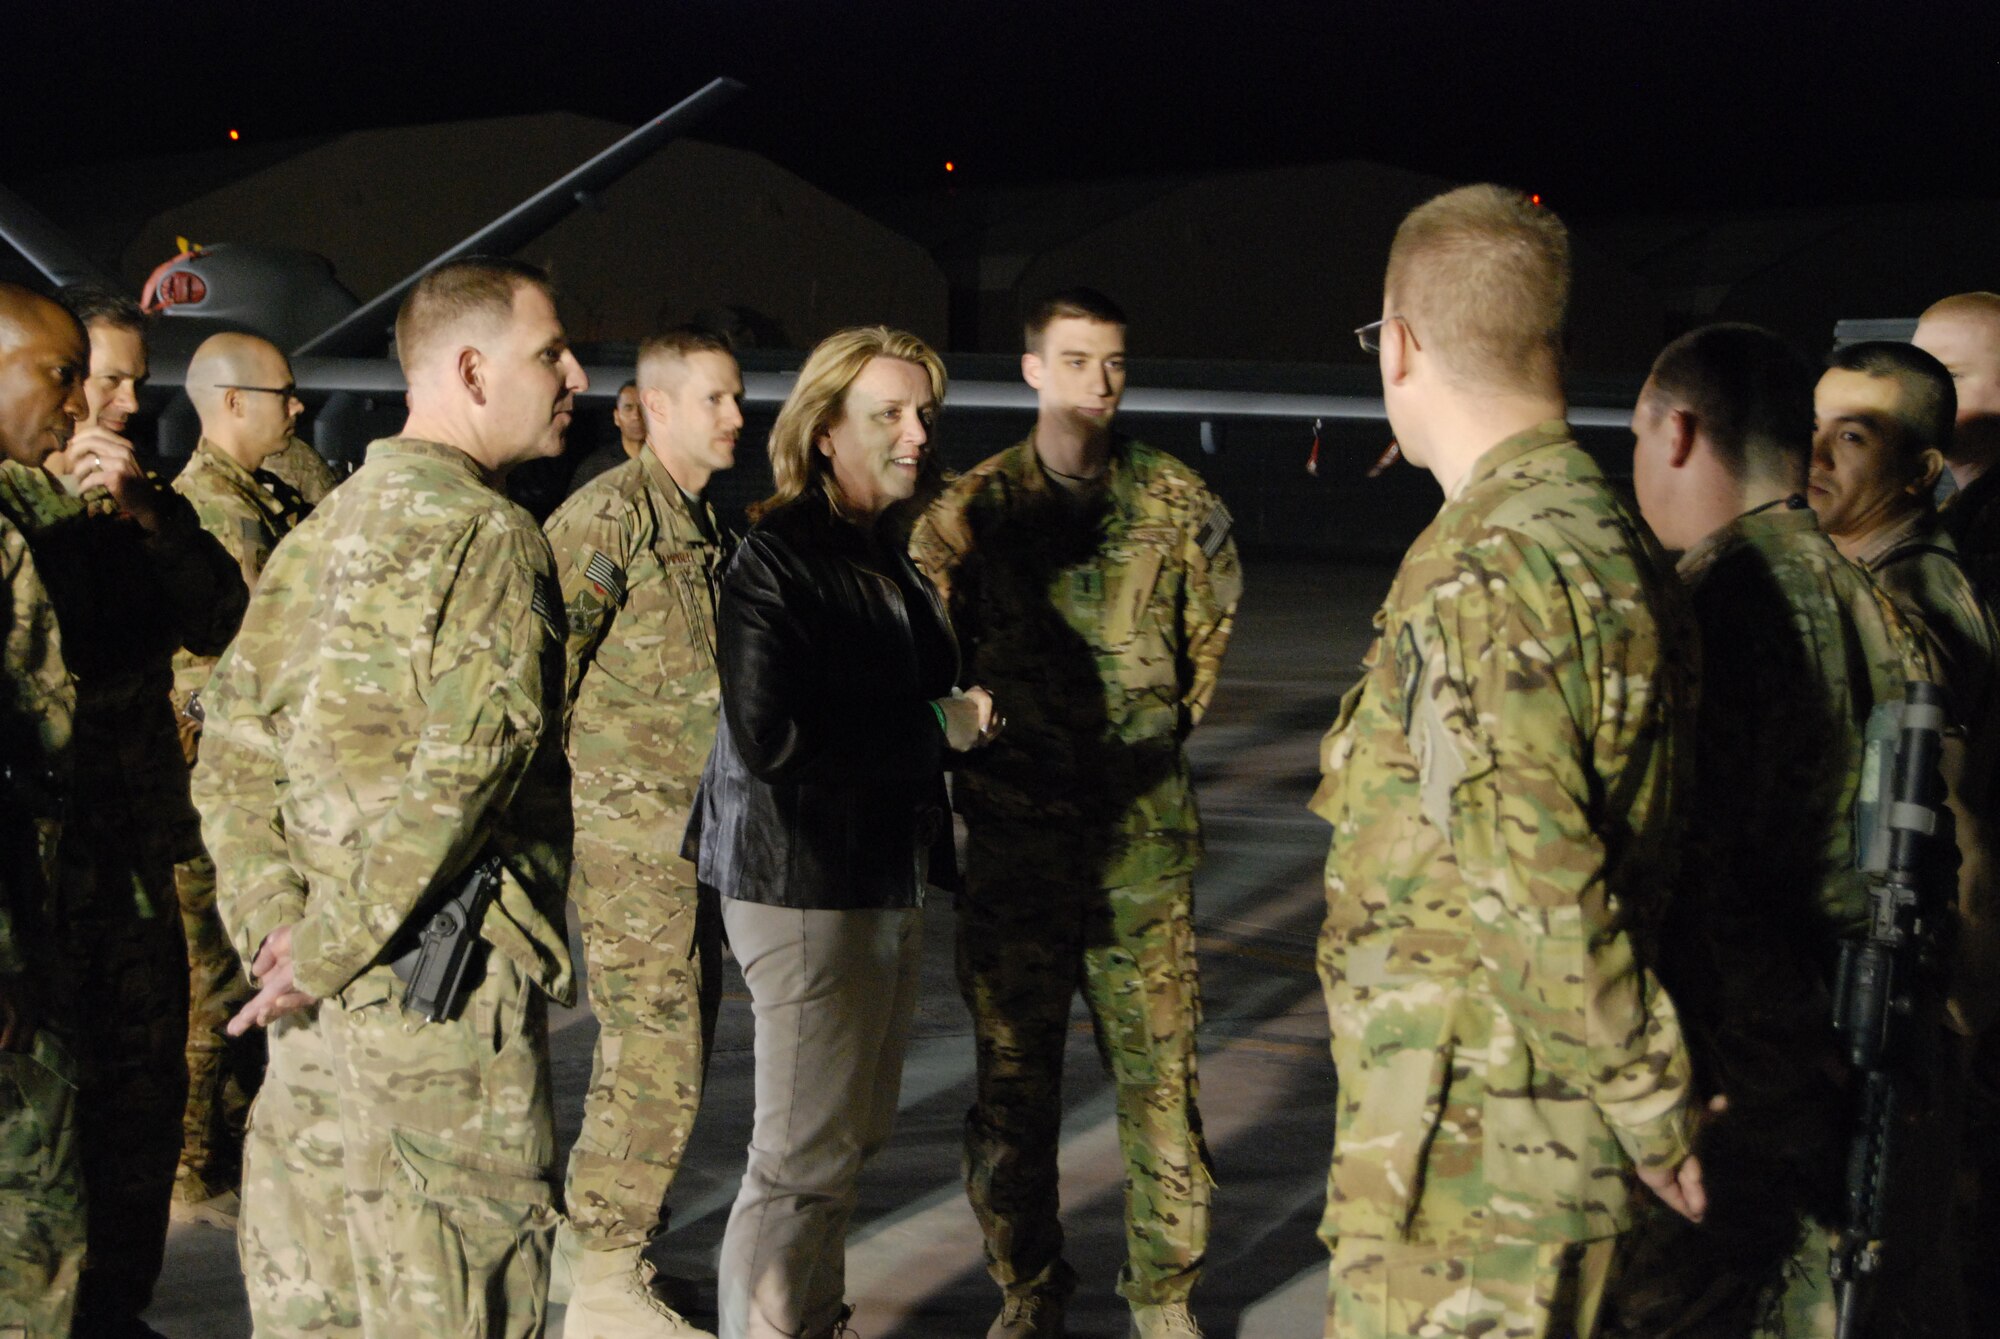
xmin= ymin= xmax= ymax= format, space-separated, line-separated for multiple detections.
xmin=6 ymin=0 xmax=1997 ymax=218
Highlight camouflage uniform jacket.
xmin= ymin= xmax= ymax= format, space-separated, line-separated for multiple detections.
xmin=260 ymin=433 xmax=339 ymax=507
xmin=1851 ymin=509 xmax=2000 ymax=1031
xmin=0 ymin=512 xmax=72 ymax=975
xmin=190 ymin=437 xmax=575 ymax=1005
xmin=911 ymin=435 xmax=1243 ymax=887
xmin=170 ymin=439 xmax=311 ymax=713
xmin=1665 ymin=505 xmax=1929 ymax=1082
xmin=544 ymin=449 xmax=731 ymax=832
xmin=1941 ymin=466 xmax=2000 ymax=607
xmin=1311 ymin=422 xmax=1697 ymax=1249
xmin=0 ymin=459 xmax=247 ymax=909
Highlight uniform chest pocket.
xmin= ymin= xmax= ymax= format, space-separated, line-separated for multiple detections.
xmin=592 ymin=551 xmax=717 ymax=690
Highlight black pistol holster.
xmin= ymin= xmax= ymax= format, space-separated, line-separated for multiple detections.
xmin=388 ymin=854 xmax=504 ymax=1024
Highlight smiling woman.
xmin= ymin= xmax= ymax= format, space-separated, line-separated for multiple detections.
xmin=685 ymin=326 xmax=999 ymax=1339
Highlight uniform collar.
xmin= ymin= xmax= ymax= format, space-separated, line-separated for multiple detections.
xmin=639 ymin=446 xmax=719 ymax=545
xmin=192 ymin=439 xmax=291 ymax=519
xmin=1452 ymin=419 xmax=1574 ymax=499
xmin=365 ymin=436 xmax=497 ymax=490
xmin=1676 ymin=500 xmax=1819 ymax=582
xmin=1847 ymin=508 xmax=1940 ymax=573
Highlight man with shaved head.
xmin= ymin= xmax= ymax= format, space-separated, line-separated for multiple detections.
xmin=542 ymin=327 xmax=742 ymax=1336
xmin=0 ymin=282 xmax=247 ymax=1337
xmin=1915 ymin=293 xmax=2000 ymax=603
xmin=0 ymin=282 xmax=88 ymax=1337
xmin=193 ymin=257 xmax=586 ymax=1335
xmin=165 ymin=331 xmax=313 ymax=1233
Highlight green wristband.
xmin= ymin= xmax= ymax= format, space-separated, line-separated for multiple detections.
xmin=929 ymin=700 xmax=949 ymax=737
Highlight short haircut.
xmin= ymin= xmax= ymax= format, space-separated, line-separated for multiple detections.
xmin=393 ymin=257 xmax=553 ymax=378
xmin=1645 ymin=324 xmax=1815 ymax=482
xmin=1024 ymin=287 xmax=1126 ymax=353
xmin=637 ymin=325 xmax=735 ymax=391
xmin=1384 ymin=184 xmax=1569 ymax=390
xmin=1920 ymin=291 xmax=2000 ymax=329
xmin=58 ymin=282 xmax=144 ymax=335
xmin=755 ymin=326 xmax=946 ymax=521
xmin=1826 ymin=340 xmax=1956 ymax=459
xmin=617 ymin=379 xmax=638 ymax=396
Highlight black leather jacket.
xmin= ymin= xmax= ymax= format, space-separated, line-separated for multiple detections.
xmin=686 ymin=494 xmax=959 ymax=909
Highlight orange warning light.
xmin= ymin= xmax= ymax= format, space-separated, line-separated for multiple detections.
xmin=1530 ymin=192 xmax=1542 ymax=205
xmin=944 ymin=161 xmax=955 ymax=173
xmin=228 ymin=129 xmax=241 ymax=142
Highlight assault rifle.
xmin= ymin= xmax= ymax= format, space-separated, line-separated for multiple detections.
xmin=1829 ymin=681 xmax=1953 ymax=1339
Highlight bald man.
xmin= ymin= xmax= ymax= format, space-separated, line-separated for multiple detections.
xmin=0 ymin=284 xmax=88 ymax=1339
xmin=167 ymin=332 xmax=313 ymax=1231
xmin=1914 ymin=293 xmax=2000 ymax=604
xmin=0 ymin=283 xmax=248 ymax=1335
xmin=191 ymin=257 xmax=585 ymax=1336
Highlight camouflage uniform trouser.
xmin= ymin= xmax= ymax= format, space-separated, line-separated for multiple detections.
xmin=0 ymin=1029 xmax=85 ymax=1339
xmin=240 ymin=952 xmax=558 ymax=1337
xmin=1327 ymin=1236 xmax=1617 ymax=1339
xmin=58 ymin=874 xmax=189 ymax=1328
xmin=174 ymin=852 xmax=264 ymax=1203
xmin=564 ymin=840 xmax=722 ymax=1250
xmin=956 ymin=871 xmax=1211 ymax=1306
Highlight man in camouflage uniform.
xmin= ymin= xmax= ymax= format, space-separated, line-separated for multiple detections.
xmin=192 ymin=259 xmax=584 ymax=1338
xmin=0 ymin=286 xmax=87 ymax=1339
xmin=4 ymin=283 xmax=248 ymax=1337
xmin=168 ymin=332 xmax=314 ymax=1229
xmin=566 ymin=380 xmax=648 ymax=498
xmin=543 ymin=329 xmax=743 ymax=1337
xmin=1606 ymin=325 xmax=1948 ymax=1338
xmin=1910 ymin=291 xmax=2000 ymax=1327
xmin=260 ymin=434 xmax=339 ymax=506
xmin=1312 ymin=188 xmax=1704 ymax=1339
xmin=1915 ymin=294 xmax=2000 ymax=600
xmin=912 ymin=289 xmax=1241 ymax=1339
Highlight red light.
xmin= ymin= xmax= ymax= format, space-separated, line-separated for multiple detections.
xmin=944 ymin=161 xmax=955 ymax=173
xmin=1530 ymin=192 xmax=1542 ymax=205
xmin=228 ymin=129 xmax=241 ymax=142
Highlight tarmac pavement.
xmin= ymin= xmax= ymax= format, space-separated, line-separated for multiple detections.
xmin=145 ymin=556 xmax=1389 ymax=1338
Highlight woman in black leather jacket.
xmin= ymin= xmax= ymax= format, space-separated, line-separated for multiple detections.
xmin=689 ymin=327 xmax=995 ymax=1339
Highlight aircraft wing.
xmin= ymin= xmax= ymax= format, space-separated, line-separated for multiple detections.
xmin=289 ymin=357 xmax=1629 ymax=428
xmin=0 ymin=182 xmax=118 ymax=290
xmin=292 ymin=76 xmax=746 ymax=358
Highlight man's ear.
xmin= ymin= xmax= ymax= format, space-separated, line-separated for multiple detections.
xmin=639 ymin=386 xmax=670 ymax=422
xmin=1379 ymin=316 xmax=1412 ymax=389
xmin=458 ymin=346 xmax=486 ymax=404
xmin=1668 ymin=407 xmax=1698 ymax=469
xmin=1912 ymin=446 xmax=1946 ymax=494
xmin=1021 ymin=350 xmax=1045 ymax=392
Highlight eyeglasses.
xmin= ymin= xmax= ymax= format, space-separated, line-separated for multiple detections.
xmin=217 ymin=383 xmax=300 ymax=399
xmin=1354 ymin=317 xmax=1412 ymax=356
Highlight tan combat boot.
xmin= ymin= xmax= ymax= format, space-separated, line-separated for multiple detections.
xmin=1127 ymin=1302 xmax=1203 ymax=1338
xmin=561 ymin=1243 xmax=714 ymax=1339
xmin=988 ymin=1289 xmax=1066 ymax=1337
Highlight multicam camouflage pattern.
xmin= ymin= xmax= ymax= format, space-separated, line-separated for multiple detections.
xmin=170 ymin=439 xmax=309 ymax=1204
xmin=914 ymin=437 xmax=1239 ymax=1308
xmin=0 ymin=513 xmax=83 ymax=1339
xmin=543 ymin=449 xmax=731 ymax=1250
xmin=1311 ymin=425 xmax=1697 ymax=1293
xmin=1601 ymin=506 xmax=1933 ymax=1337
xmin=191 ymin=435 xmax=575 ymax=1333
xmin=260 ymin=432 xmax=340 ymax=507
xmin=0 ymin=456 xmax=244 ymax=1325
xmin=957 ymin=872 xmax=1211 ymax=1306
xmin=1328 ymin=1235 xmax=1617 ymax=1339
xmin=911 ymin=436 xmax=1242 ymax=889
xmin=238 ymin=956 xmax=557 ymax=1338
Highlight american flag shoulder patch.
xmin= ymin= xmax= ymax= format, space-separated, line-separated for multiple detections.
xmin=584 ymin=551 xmax=627 ymax=604
xmin=1195 ymin=499 xmax=1233 ymax=558
xmin=530 ymin=573 xmax=559 ymax=633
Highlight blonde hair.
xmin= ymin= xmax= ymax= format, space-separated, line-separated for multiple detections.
xmin=394 ymin=258 xmax=552 ymax=379
xmin=1384 ymin=184 xmax=1569 ymax=392
xmin=752 ymin=326 xmax=947 ymax=522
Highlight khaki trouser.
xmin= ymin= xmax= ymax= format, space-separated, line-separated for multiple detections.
xmin=716 ymin=900 xmax=924 ymax=1339
xmin=239 ymin=954 xmax=558 ymax=1338
xmin=956 ymin=872 xmax=1211 ymax=1307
